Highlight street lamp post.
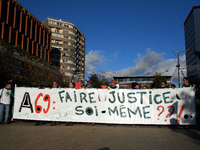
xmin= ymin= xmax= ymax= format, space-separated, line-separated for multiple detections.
xmin=173 ymin=48 xmax=193 ymax=87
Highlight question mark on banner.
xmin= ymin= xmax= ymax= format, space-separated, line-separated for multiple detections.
xmin=157 ymin=106 xmax=164 ymax=120
xmin=165 ymin=105 xmax=175 ymax=122
xmin=176 ymin=104 xmax=185 ymax=124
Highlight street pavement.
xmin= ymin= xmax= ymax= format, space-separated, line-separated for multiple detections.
xmin=0 ymin=121 xmax=200 ymax=150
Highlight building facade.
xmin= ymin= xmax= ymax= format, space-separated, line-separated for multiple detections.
xmin=0 ymin=0 xmax=65 ymax=87
xmin=43 ymin=18 xmax=85 ymax=83
xmin=113 ymin=75 xmax=172 ymax=89
xmin=184 ymin=6 xmax=200 ymax=81
xmin=0 ymin=0 xmax=52 ymax=62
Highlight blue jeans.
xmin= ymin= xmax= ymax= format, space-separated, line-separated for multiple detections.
xmin=0 ymin=103 xmax=10 ymax=123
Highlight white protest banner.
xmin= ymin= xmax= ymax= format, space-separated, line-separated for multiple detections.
xmin=13 ymin=87 xmax=196 ymax=125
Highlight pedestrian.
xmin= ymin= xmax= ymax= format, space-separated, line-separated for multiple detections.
xmin=69 ymin=82 xmax=75 ymax=88
xmin=158 ymin=81 xmax=167 ymax=128
xmin=108 ymin=80 xmax=119 ymax=89
xmin=180 ymin=77 xmax=195 ymax=128
xmin=8 ymin=79 xmax=15 ymax=122
xmin=131 ymin=82 xmax=140 ymax=127
xmin=50 ymin=81 xmax=59 ymax=126
xmin=85 ymin=80 xmax=95 ymax=126
xmin=53 ymin=81 xmax=58 ymax=88
xmin=35 ymin=84 xmax=45 ymax=126
xmin=180 ymin=77 xmax=193 ymax=88
xmin=81 ymin=84 xmax=85 ymax=88
xmin=141 ymin=86 xmax=147 ymax=89
xmin=86 ymin=81 xmax=93 ymax=88
xmin=66 ymin=82 xmax=74 ymax=126
xmin=107 ymin=80 xmax=119 ymax=126
xmin=131 ymin=82 xmax=140 ymax=89
xmin=161 ymin=81 xmax=166 ymax=88
xmin=0 ymin=83 xmax=13 ymax=124
xmin=171 ymin=84 xmax=176 ymax=89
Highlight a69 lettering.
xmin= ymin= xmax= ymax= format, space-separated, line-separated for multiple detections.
xmin=35 ymin=93 xmax=51 ymax=114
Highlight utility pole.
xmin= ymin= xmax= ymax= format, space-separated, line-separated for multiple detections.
xmin=173 ymin=48 xmax=193 ymax=87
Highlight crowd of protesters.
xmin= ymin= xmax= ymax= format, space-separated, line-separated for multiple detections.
xmin=0 ymin=77 xmax=200 ymax=127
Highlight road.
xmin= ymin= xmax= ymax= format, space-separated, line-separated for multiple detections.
xmin=0 ymin=121 xmax=200 ymax=150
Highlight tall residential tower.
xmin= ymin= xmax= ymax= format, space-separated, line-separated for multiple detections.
xmin=43 ymin=18 xmax=85 ymax=83
xmin=184 ymin=6 xmax=200 ymax=81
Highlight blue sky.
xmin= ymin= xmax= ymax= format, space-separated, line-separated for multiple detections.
xmin=18 ymin=0 xmax=200 ymax=83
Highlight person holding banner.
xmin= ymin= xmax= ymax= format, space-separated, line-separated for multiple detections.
xmin=131 ymin=82 xmax=140 ymax=89
xmin=180 ymin=77 xmax=196 ymax=92
xmin=180 ymin=77 xmax=193 ymax=88
xmin=66 ymin=82 xmax=74 ymax=126
xmin=69 ymin=82 xmax=75 ymax=88
xmin=180 ymin=77 xmax=196 ymax=128
xmin=50 ymin=81 xmax=60 ymax=126
xmin=171 ymin=84 xmax=176 ymax=89
xmin=0 ymin=83 xmax=13 ymax=124
xmin=108 ymin=80 xmax=119 ymax=89
xmin=107 ymin=80 xmax=119 ymax=126
xmin=34 ymin=84 xmax=45 ymax=126
xmin=86 ymin=81 xmax=93 ymax=89
xmin=161 ymin=81 xmax=167 ymax=88
xmin=86 ymin=81 xmax=95 ymax=126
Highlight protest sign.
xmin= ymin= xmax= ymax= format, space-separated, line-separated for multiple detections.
xmin=13 ymin=87 xmax=196 ymax=125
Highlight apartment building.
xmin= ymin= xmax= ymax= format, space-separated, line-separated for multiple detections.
xmin=0 ymin=0 xmax=51 ymax=62
xmin=0 ymin=0 xmax=64 ymax=86
xmin=184 ymin=6 xmax=200 ymax=81
xmin=43 ymin=18 xmax=85 ymax=83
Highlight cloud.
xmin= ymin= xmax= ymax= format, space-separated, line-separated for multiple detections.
xmin=117 ymin=49 xmax=165 ymax=76
xmin=108 ymin=50 xmax=120 ymax=59
xmin=85 ymin=49 xmax=187 ymax=85
xmin=85 ymin=50 xmax=105 ymax=71
xmin=85 ymin=50 xmax=120 ymax=72
xmin=112 ymin=49 xmax=186 ymax=84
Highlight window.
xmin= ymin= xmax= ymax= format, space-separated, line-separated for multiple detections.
xmin=63 ymin=48 xmax=75 ymax=53
xmin=64 ymin=41 xmax=68 ymax=45
xmin=64 ymin=24 xmax=69 ymax=27
xmin=64 ymin=48 xmax=68 ymax=51
xmin=52 ymin=33 xmax=63 ymax=38
xmin=68 ymin=25 xmax=73 ymax=29
xmin=64 ymin=36 xmax=68 ymax=39
xmin=48 ymin=20 xmax=52 ymax=24
xmin=64 ymin=30 xmax=69 ymax=33
xmin=69 ymin=31 xmax=76 ymax=35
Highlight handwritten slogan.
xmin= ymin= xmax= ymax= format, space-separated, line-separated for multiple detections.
xmin=13 ymin=87 xmax=196 ymax=125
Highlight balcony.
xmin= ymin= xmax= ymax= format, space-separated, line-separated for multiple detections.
xmin=52 ymin=43 xmax=63 ymax=46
